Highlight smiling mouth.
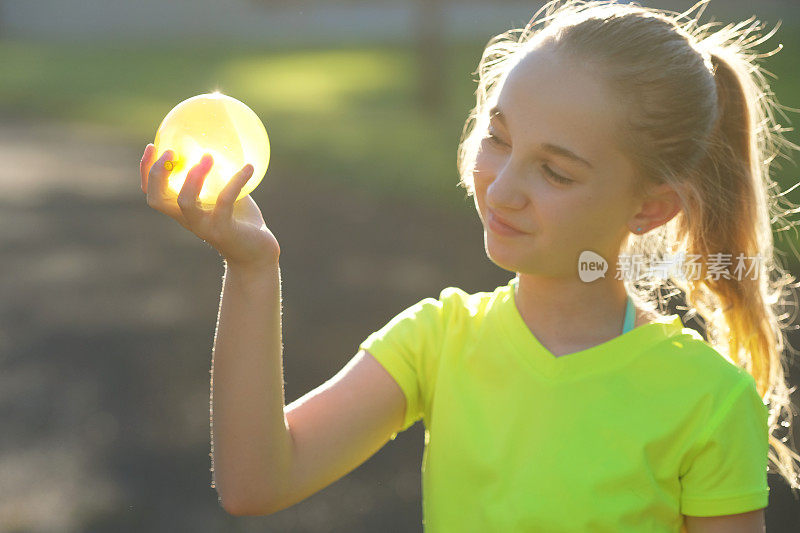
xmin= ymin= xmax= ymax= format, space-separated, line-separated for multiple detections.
xmin=487 ymin=210 xmax=528 ymax=235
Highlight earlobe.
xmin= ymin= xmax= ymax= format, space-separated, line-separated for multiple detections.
xmin=630 ymin=184 xmax=682 ymax=234
xmin=654 ymin=186 xmax=683 ymax=227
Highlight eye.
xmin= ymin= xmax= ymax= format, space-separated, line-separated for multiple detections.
xmin=483 ymin=128 xmax=574 ymax=185
xmin=542 ymin=164 xmax=573 ymax=185
xmin=483 ymin=130 xmax=507 ymax=148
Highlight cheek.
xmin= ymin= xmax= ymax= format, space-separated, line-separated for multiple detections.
xmin=472 ymin=151 xmax=492 ymax=187
xmin=562 ymin=196 xmax=621 ymax=245
xmin=473 ymin=138 xmax=504 ymax=173
xmin=472 ymin=155 xmax=493 ymax=202
xmin=536 ymin=192 xmax=600 ymax=241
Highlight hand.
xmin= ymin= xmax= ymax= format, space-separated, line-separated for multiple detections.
xmin=140 ymin=143 xmax=280 ymax=269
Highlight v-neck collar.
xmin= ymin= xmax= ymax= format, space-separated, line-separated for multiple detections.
xmin=494 ymin=277 xmax=684 ymax=381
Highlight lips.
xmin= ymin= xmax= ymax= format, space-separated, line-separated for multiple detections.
xmin=488 ymin=209 xmax=527 ymax=234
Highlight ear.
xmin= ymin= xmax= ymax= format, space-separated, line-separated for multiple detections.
xmin=628 ymin=183 xmax=682 ymax=234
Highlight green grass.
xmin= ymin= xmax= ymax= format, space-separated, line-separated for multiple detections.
xmin=1 ymin=31 xmax=799 ymax=262
xmin=0 ymin=38 xmax=480 ymax=213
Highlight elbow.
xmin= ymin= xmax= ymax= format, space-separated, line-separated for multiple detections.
xmin=220 ymin=496 xmax=247 ymax=516
xmin=222 ymin=497 xmax=278 ymax=517
xmin=216 ymin=460 xmax=293 ymax=516
xmin=220 ymin=491 xmax=284 ymax=517
xmin=223 ymin=503 xmax=264 ymax=517
xmin=220 ymin=492 xmax=248 ymax=516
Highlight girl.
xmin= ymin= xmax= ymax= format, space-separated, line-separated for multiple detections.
xmin=140 ymin=0 xmax=800 ymax=530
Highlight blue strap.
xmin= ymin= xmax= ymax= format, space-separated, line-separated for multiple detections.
xmin=622 ymin=295 xmax=635 ymax=334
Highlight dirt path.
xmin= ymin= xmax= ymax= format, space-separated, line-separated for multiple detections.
xmin=0 ymin=115 xmax=507 ymax=531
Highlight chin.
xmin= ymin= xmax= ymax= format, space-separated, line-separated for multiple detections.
xmin=484 ymin=236 xmax=566 ymax=277
xmin=484 ymin=235 xmax=528 ymax=272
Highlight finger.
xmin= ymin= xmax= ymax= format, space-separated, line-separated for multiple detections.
xmin=213 ymin=164 xmax=254 ymax=223
xmin=140 ymin=143 xmax=155 ymax=193
xmin=145 ymin=148 xmax=192 ymax=225
xmin=147 ymin=149 xmax=175 ymax=206
xmin=177 ymin=154 xmax=214 ymax=227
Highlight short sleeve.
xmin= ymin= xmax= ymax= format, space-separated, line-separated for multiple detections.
xmin=679 ymin=373 xmax=770 ymax=516
xmin=359 ymin=289 xmax=454 ymax=439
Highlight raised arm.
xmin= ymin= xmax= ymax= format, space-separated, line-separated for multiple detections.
xmin=213 ymin=264 xmax=407 ymax=516
xmin=210 ymin=262 xmax=293 ymax=514
xmin=269 ymin=348 xmax=406 ymax=514
xmin=140 ymin=143 xmax=408 ymax=516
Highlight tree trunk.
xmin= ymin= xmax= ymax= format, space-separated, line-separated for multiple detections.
xmin=413 ymin=0 xmax=447 ymax=117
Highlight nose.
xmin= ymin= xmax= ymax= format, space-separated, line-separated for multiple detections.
xmin=486 ymin=162 xmax=527 ymax=211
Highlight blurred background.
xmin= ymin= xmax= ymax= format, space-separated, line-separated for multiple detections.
xmin=0 ymin=0 xmax=798 ymax=531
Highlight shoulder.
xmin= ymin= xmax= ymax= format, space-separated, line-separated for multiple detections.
xmin=369 ymin=284 xmax=496 ymax=336
xmin=651 ymin=325 xmax=749 ymax=384
xmin=651 ymin=319 xmax=747 ymax=376
xmin=636 ymin=324 xmax=757 ymax=421
xmin=648 ymin=328 xmax=765 ymax=431
xmin=437 ymin=285 xmax=496 ymax=316
xmin=418 ymin=282 xmax=505 ymax=321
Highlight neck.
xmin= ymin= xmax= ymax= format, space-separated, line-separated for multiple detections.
xmin=513 ymin=272 xmax=633 ymax=348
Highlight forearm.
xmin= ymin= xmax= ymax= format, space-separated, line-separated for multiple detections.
xmin=210 ymin=259 xmax=292 ymax=513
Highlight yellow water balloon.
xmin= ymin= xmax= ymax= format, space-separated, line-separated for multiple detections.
xmin=153 ymin=92 xmax=270 ymax=207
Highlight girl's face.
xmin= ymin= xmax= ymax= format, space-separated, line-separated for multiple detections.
xmin=473 ymin=47 xmax=641 ymax=278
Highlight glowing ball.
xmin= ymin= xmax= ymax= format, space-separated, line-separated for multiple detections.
xmin=153 ymin=92 xmax=270 ymax=207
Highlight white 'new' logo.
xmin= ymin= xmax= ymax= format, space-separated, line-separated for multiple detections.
xmin=578 ymin=250 xmax=607 ymax=282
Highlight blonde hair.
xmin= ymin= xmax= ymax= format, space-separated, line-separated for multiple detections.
xmin=456 ymin=0 xmax=800 ymax=493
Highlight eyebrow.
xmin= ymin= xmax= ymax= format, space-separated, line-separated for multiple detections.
xmin=489 ymin=106 xmax=595 ymax=170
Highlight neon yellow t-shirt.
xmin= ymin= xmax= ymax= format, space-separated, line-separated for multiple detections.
xmin=359 ymin=277 xmax=769 ymax=532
